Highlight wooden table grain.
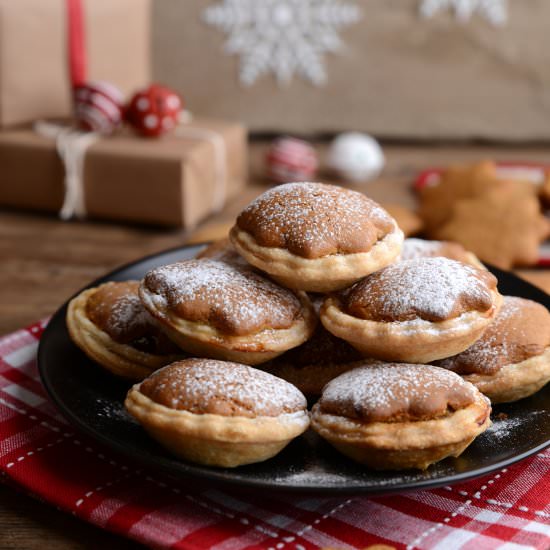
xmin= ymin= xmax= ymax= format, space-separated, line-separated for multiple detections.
xmin=1 ymin=142 xmax=550 ymax=548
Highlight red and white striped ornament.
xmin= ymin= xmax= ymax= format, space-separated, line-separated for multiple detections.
xmin=266 ymin=137 xmax=318 ymax=183
xmin=73 ymin=81 xmax=124 ymax=135
xmin=125 ymin=84 xmax=183 ymax=137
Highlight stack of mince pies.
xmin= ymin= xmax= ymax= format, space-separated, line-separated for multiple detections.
xmin=66 ymin=182 xmax=550 ymax=471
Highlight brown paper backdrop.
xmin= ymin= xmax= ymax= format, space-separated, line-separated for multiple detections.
xmin=152 ymin=0 xmax=550 ymax=140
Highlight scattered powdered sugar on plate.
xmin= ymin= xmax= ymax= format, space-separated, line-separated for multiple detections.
xmin=273 ymin=464 xmax=351 ymax=486
xmin=483 ymin=411 xmax=548 ymax=442
xmin=345 ymin=257 xmax=495 ymax=322
xmin=96 ymin=397 xmax=137 ymax=423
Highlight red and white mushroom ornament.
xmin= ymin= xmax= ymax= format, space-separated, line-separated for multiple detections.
xmin=125 ymin=84 xmax=183 ymax=137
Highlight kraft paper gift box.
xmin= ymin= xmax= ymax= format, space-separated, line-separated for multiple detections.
xmin=0 ymin=0 xmax=150 ymax=128
xmin=0 ymin=119 xmax=247 ymax=228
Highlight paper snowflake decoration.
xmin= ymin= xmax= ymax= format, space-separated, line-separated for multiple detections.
xmin=203 ymin=0 xmax=361 ymax=87
xmin=419 ymin=0 xmax=508 ymax=26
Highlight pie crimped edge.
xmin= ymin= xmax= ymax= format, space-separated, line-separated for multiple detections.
xmin=229 ymin=222 xmax=404 ymax=292
xmin=67 ymin=286 xmax=182 ymax=380
xmin=139 ymin=286 xmax=317 ymax=365
xmin=311 ymin=392 xmax=491 ymax=470
xmin=125 ymin=385 xmax=310 ymax=467
xmin=461 ymin=346 xmax=550 ymax=404
xmin=320 ymin=289 xmax=503 ymax=364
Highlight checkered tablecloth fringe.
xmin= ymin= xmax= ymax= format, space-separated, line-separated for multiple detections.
xmin=1 ymin=321 xmax=549 ymax=550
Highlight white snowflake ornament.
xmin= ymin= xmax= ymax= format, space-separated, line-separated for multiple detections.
xmin=203 ymin=0 xmax=361 ymax=87
xmin=419 ymin=0 xmax=508 ymax=26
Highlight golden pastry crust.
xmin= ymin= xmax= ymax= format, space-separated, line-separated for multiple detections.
xmin=196 ymin=238 xmax=249 ymax=267
xmin=139 ymin=259 xmax=317 ymax=365
xmin=321 ymin=258 xmax=502 ymax=363
xmin=261 ymin=361 xmax=362 ymax=398
xmin=311 ymin=396 xmax=490 ymax=470
xmin=125 ymin=359 xmax=310 ymax=467
xmin=438 ymin=296 xmax=550 ymax=403
xmin=310 ymin=363 xmax=491 ymax=470
xmin=261 ymin=325 xmax=362 ymax=396
xmin=400 ymin=238 xmax=485 ymax=269
xmin=67 ymin=283 xmax=182 ymax=380
xmin=460 ymin=347 xmax=550 ymax=404
xmin=229 ymin=182 xmax=404 ymax=292
xmin=230 ymin=225 xmax=404 ymax=293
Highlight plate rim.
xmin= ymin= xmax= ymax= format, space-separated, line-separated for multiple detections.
xmin=37 ymin=244 xmax=550 ymax=495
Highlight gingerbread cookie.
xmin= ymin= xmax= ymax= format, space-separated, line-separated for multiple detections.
xmin=381 ymin=204 xmax=423 ymax=237
xmin=418 ymin=161 xmax=501 ymax=233
xmin=433 ymin=188 xmax=548 ymax=269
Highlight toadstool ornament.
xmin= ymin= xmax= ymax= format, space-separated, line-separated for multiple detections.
xmin=73 ymin=81 xmax=124 ymax=135
xmin=328 ymin=132 xmax=385 ymax=183
xmin=266 ymin=137 xmax=318 ymax=184
xmin=125 ymin=84 xmax=183 ymax=137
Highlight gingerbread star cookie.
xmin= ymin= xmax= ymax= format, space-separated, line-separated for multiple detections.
xmin=432 ymin=188 xmax=548 ymax=269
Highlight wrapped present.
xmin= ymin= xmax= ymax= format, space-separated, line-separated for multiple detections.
xmin=0 ymin=119 xmax=247 ymax=228
xmin=0 ymin=0 xmax=150 ymax=128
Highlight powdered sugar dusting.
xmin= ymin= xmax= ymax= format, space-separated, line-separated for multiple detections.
xmin=87 ymin=281 xmax=158 ymax=342
xmin=236 ymin=182 xmax=395 ymax=258
xmin=141 ymin=359 xmax=307 ymax=417
xmin=438 ymin=296 xmax=550 ymax=375
xmin=400 ymin=238 xmax=471 ymax=262
xmin=143 ymin=259 xmax=302 ymax=335
xmin=320 ymin=363 xmax=478 ymax=421
xmin=108 ymin=293 xmax=151 ymax=334
xmin=482 ymin=411 xmax=547 ymax=443
xmin=345 ymin=257 xmax=495 ymax=322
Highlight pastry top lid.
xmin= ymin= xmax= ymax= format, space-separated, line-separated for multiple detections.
xmin=438 ymin=296 xmax=550 ymax=375
xmin=317 ymin=363 xmax=480 ymax=422
xmin=139 ymin=358 xmax=307 ymax=417
xmin=86 ymin=281 xmax=178 ymax=354
xmin=141 ymin=259 xmax=306 ymax=336
xmin=196 ymin=238 xmax=249 ymax=268
xmin=401 ymin=238 xmax=478 ymax=265
xmin=339 ymin=257 xmax=498 ymax=322
xmin=234 ymin=182 xmax=396 ymax=259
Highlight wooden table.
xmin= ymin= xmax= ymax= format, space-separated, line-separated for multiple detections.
xmin=1 ymin=142 xmax=549 ymax=548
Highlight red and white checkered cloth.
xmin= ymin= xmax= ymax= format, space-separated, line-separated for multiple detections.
xmin=1 ymin=322 xmax=549 ymax=550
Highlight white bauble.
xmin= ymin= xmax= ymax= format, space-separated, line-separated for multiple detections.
xmin=328 ymin=132 xmax=385 ymax=183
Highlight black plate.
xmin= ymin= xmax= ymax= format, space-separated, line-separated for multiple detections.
xmin=38 ymin=244 xmax=550 ymax=495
